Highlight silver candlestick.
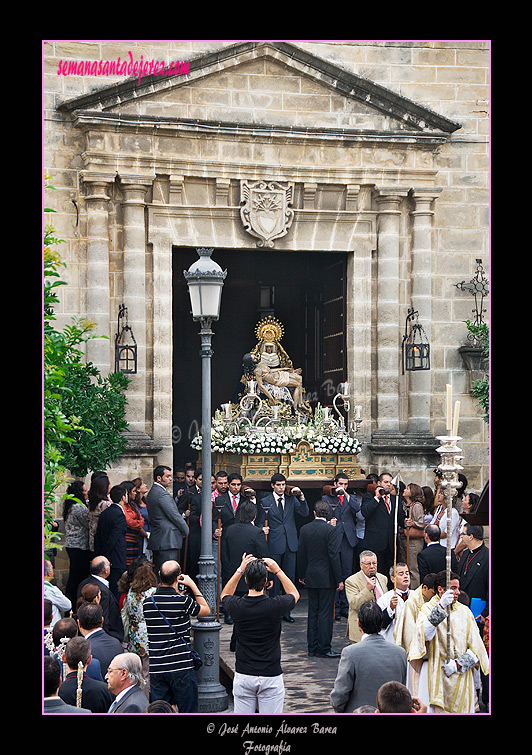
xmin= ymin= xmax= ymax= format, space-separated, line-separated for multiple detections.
xmin=436 ymin=434 xmax=464 ymax=660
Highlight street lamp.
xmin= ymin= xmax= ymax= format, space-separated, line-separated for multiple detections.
xmin=184 ymin=247 xmax=228 ymax=712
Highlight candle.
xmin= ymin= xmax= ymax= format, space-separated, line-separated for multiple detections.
xmin=446 ymin=384 xmax=452 ymax=433
xmin=323 ymin=407 xmax=331 ymax=420
xmin=272 ymin=405 xmax=279 ymax=419
xmin=222 ymin=403 xmax=232 ymax=419
xmin=452 ymin=400 xmax=460 ymax=437
xmin=354 ymin=405 xmax=361 ymax=420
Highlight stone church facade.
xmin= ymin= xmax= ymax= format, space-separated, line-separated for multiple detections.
xmin=43 ymin=40 xmax=489 ymax=491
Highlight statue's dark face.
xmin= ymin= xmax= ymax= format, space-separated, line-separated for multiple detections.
xmin=242 ymin=353 xmax=258 ymax=371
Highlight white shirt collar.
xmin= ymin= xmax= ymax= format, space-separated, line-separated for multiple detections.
xmin=113 ymin=685 xmax=135 ymax=704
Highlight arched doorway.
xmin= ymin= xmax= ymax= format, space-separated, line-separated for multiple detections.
xmin=172 ymin=247 xmax=348 ymax=468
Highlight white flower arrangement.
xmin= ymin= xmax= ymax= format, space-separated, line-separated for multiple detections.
xmin=191 ymin=407 xmax=361 ymax=456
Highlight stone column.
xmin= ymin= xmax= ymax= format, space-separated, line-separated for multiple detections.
xmin=119 ymin=174 xmax=155 ymax=436
xmin=407 ymin=188 xmax=441 ymax=436
xmin=81 ymin=171 xmax=115 ymax=374
xmin=373 ymin=188 xmax=409 ymax=434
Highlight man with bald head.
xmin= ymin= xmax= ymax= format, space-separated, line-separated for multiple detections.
xmin=77 ymin=556 xmax=124 ymax=641
xmin=143 ymin=560 xmax=210 ymax=712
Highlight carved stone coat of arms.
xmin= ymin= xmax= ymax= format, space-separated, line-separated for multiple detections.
xmin=240 ymin=180 xmax=294 ymax=247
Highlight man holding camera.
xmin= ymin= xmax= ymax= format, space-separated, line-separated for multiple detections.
xmin=361 ymin=472 xmax=405 ymax=582
xmin=221 ymin=553 xmax=300 ymax=713
xmin=322 ymin=473 xmax=362 ymax=618
xmin=143 ymin=560 xmax=210 ymax=712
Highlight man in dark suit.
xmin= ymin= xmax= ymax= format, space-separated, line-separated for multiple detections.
xmin=256 ymin=473 xmax=309 ymax=622
xmin=58 ymin=636 xmax=114 ymax=713
xmin=417 ymin=524 xmax=458 ymax=583
xmin=361 ymin=472 xmax=405 ymax=582
xmin=44 ymin=655 xmax=91 ymax=714
xmin=106 ymin=652 xmax=150 ymax=712
xmin=221 ymin=501 xmax=269 ymax=590
xmin=298 ymin=500 xmax=343 ymax=658
xmin=322 ymin=473 xmax=362 ymax=618
xmin=77 ymin=601 xmax=124 ymax=676
xmin=77 ymin=556 xmax=124 ymax=642
xmin=212 ymin=473 xmax=255 ymax=623
xmin=212 ymin=473 xmax=254 ymax=542
xmin=146 ymin=465 xmax=189 ymax=575
xmin=93 ymin=485 xmax=127 ymax=600
xmin=176 ymin=467 xmax=200 ymax=514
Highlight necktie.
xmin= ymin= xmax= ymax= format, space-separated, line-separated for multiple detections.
xmin=232 ymin=496 xmax=237 ymax=514
xmin=108 ymin=699 xmax=118 ymax=712
xmin=385 ymin=495 xmax=391 ymax=513
xmin=339 ymin=495 xmax=344 ymax=506
xmin=278 ymin=497 xmax=284 ymax=517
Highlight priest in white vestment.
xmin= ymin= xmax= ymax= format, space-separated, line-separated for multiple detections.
xmin=409 ymin=571 xmax=489 ymax=713
xmin=377 ymin=562 xmax=411 ymax=643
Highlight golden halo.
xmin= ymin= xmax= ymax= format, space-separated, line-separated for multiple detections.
xmin=255 ymin=316 xmax=285 ymax=343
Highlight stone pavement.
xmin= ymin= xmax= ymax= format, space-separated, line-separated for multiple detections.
xmin=217 ymin=590 xmax=352 ymax=714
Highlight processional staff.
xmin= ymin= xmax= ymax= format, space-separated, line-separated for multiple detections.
xmin=213 ymin=498 xmax=225 ymax=621
xmin=391 ymin=472 xmax=402 ymax=620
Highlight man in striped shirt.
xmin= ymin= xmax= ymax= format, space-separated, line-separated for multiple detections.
xmin=143 ymin=560 xmax=210 ymax=711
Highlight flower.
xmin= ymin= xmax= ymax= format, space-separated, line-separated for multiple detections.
xmin=191 ymin=411 xmax=360 ymax=456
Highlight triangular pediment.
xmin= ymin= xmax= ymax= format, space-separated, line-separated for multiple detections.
xmin=58 ymin=41 xmax=461 ymax=135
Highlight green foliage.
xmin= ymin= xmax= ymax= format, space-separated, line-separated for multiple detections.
xmin=465 ymin=320 xmax=489 ymax=424
xmin=59 ymin=364 xmax=130 ymax=477
xmin=44 ymin=176 xmax=130 ymax=550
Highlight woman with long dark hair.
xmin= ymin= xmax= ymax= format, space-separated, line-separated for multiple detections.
xmin=131 ymin=477 xmax=151 ymax=558
xmin=87 ymin=472 xmax=111 ymax=554
xmin=121 ymin=481 xmax=146 ymax=567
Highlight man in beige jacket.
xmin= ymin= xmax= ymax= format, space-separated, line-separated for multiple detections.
xmin=344 ymin=550 xmax=388 ymax=642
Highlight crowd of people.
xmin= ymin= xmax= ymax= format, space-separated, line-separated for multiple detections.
xmin=43 ymin=463 xmax=489 ymax=714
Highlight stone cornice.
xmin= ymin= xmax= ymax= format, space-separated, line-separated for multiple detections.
xmin=69 ymin=110 xmax=451 ymax=147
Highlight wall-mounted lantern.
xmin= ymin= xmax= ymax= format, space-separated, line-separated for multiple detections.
xmin=402 ymin=307 xmax=430 ymax=374
xmin=114 ymin=304 xmax=137 ymax=374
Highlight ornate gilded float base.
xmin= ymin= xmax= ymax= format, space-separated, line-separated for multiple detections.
xmin=203 ymin=440 xmax=362 ymax=481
